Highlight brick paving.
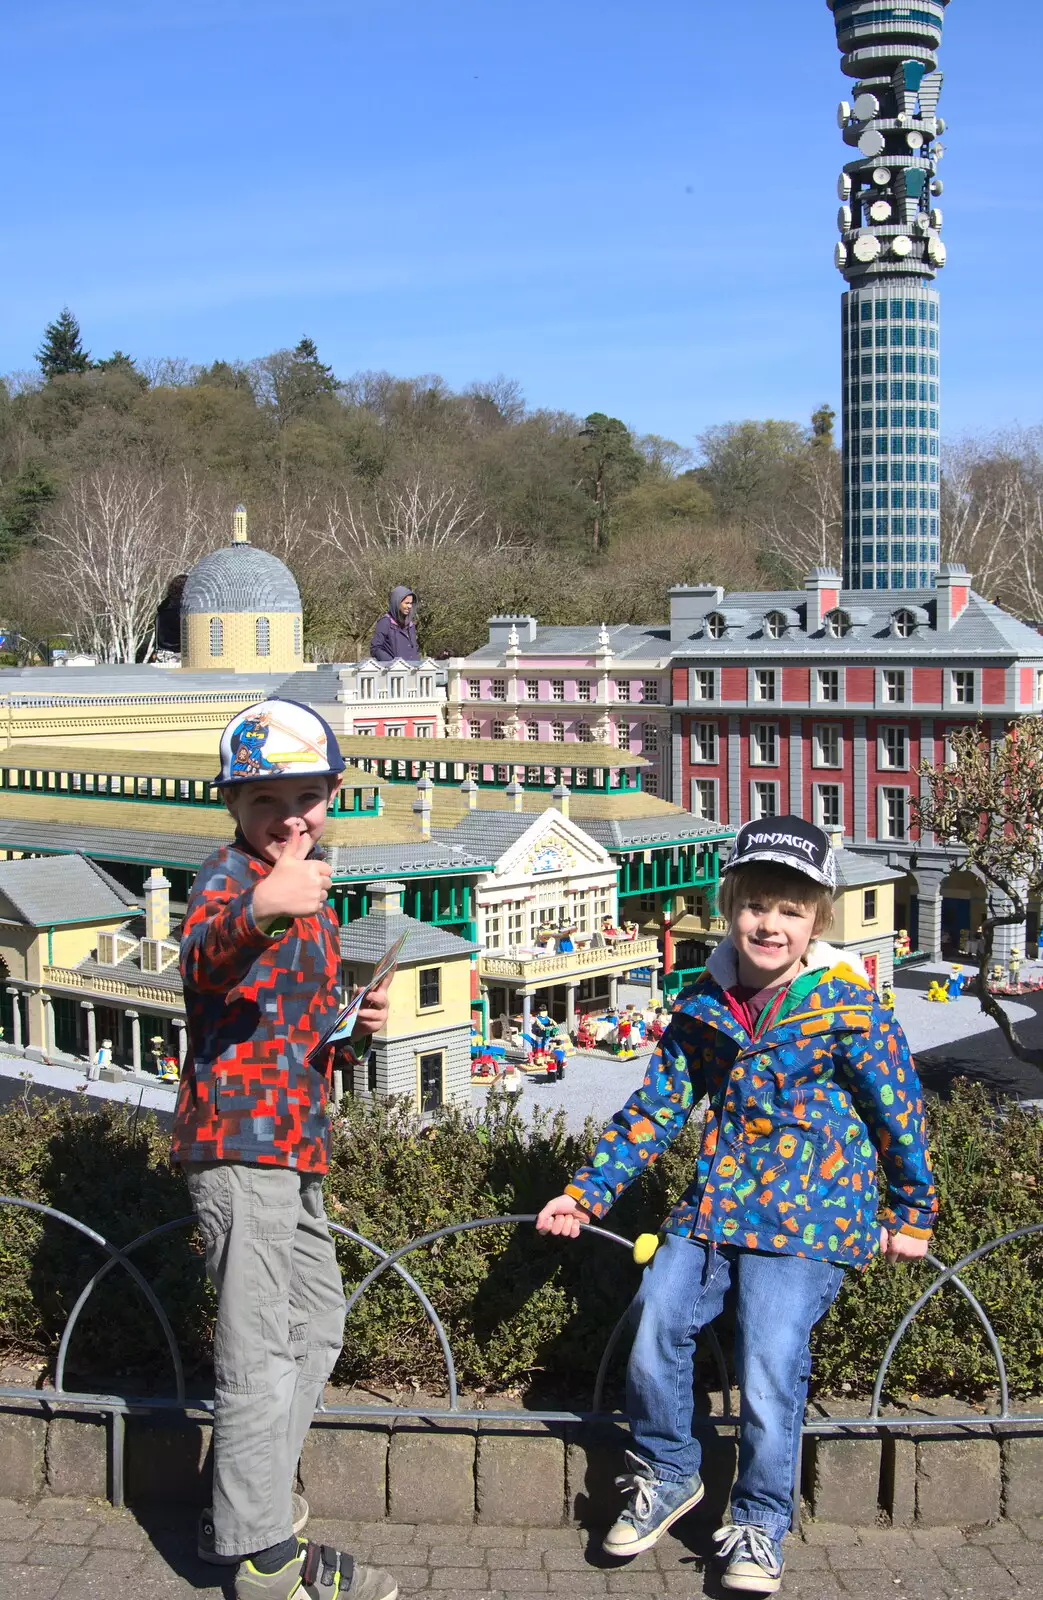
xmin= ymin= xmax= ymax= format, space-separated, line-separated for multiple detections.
xmin=0 ymin=1500 xmax=1041 ymax=1599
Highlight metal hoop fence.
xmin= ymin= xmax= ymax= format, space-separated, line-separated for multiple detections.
xmin=0 ymin=1197 xmax=1041 ymax=1523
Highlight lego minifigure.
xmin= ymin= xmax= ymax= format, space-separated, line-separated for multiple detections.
xmin=926 ymin=979 xmax=950 ymax=1003
xmin=948 ymin=965 xmax=967 ymax=999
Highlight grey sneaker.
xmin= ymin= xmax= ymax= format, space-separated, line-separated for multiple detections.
xmin=715 ymin=1523 xmax=785 ymax=1594
xmin=198 ymin=1493 xmax=309 ymax=1565
xmin=603 ymin=1449 xmax=705 ymax=1557
xmin=236 ymin=1542 xmax=398 ymax=1600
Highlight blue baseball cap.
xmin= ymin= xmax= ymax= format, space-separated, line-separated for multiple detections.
xmin=216 ymin=698 xmax=346 ymax=786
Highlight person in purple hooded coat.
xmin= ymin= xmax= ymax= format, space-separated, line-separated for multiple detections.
xmin=370 ymin=585 xmax=420 ymax=661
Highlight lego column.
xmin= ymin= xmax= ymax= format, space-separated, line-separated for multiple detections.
xmin=6 ymin=988 xmax=22 ymax=1050
xmin=913 ymin=867 xmax=946 ymax=961
xmin=82 ymin=1000 xmax=96 ymax=1065
xmin=990 ymin=879 xmax=1028 ymax=971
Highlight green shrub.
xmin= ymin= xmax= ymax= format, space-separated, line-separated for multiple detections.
xmin=0 ymin=1082 xmax=1039 ymax=1403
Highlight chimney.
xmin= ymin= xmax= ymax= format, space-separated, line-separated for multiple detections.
xmin=934 ymin=563 xmax=971 ymax=631
xmin=805 ymin=567 xmax=842 ymax=633
xmin=144 ymin=867 xmax=171 ymax=942
xmin=460 ymin=776 xmax=479 ymax=810
xmin=232 ymin=503 xmax=248 ymax=545
xmin=365 ymin=879 xmax=405 ymax=917
xmin=488 ymin=614 xmax=538 ymax=647
xmin=669 ymin=584 xmax=725 ymax=645
xmin=551 ymin=782 xmax=570 ymax=820
xmin=412 ymin=774 xmax=433 ymax=838
xmin=505 ymin=779 xmax=524 ymax=813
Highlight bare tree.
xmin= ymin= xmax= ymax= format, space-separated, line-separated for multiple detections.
xmin=36 ymin=466 xmax=213 ymax=662
xmin=756 ymin=444 xmax=842 ymax=578
xmin=319 ymin=473 xmax=496 ymax=568
xmin=941 ymin=430 xmax=1043 ymax=614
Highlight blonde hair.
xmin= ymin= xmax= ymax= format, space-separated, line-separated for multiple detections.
xmin=718 ymin=861 xmax=834 ymax=938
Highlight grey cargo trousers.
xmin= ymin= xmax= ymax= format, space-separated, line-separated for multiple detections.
xmin=185 ymin=1162 xmax=346 ymax=1560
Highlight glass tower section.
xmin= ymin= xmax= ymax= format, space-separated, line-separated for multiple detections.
xmin=829 ymin=0 xmax=950 ymax=592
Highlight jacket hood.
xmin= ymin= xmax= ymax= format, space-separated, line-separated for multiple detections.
xmin=388 ymin=585 xmax=416 ymax=623
xmin=705 ymin=935 xmax=869 ymax=992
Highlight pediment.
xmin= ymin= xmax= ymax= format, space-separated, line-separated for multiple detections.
xmin=492 ymin=810 xmax=611 ymax=879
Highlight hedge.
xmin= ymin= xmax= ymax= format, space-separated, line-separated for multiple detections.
xmin=0 ymin=1080 xmax=1039 ymax=1402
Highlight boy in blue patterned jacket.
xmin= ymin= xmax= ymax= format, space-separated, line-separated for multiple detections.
xmin=538 ymin=817 xmax=936 ymax=1593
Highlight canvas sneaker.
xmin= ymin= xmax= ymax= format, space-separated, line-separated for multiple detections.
xmin=714 ymin=1523 xmax=785 ymax=1594
xmin=602 ymin=1449 xmax=705 ymax=1557
xmin=236 ymin=1541 xmax=397 ymax=1600
xmin=198 ymin=1493 xmax=310 ymax=1565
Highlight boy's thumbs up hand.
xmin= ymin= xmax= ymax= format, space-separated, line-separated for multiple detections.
xmin=252 ymin=823 xmax=333 ymax=930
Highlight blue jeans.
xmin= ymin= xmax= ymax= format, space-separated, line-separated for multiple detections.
xmin=626 ymin=1234 xmax=845 ymax=1542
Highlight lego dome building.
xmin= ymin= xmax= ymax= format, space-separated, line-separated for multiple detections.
xmin=180 ymin=504 xmax=304 ymax=672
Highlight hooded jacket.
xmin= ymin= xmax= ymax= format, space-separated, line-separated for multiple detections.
xmin=565 ymin=938 xmax=937 ymax=1270
xmin=370 ymin=586 xmax=419 ymax=662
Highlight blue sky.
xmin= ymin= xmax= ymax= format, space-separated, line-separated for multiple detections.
xmin=3 ymin=0 xmax=1039 ymax=448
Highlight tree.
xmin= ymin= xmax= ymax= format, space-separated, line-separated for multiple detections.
xmin=94 ymin=351 xmax=148 ymax=389
xmin=577 ymin=413 xmax=644 ymax=553
xmin=914 ymin=720 xmax=1043 ymax=1069
xmin=0 ymin=461 xmax=58 ymax=556
xmin=696 ymin=419 xmax=807 ymax=531
xmin=36 ymin=308 xmax=91 ymax=379
xmin=252 ymin=339 xmax=338 ymax=423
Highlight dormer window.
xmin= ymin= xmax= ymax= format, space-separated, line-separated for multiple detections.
xmin=707 ymin=612 xmax=726 ymax=640
xmin=825 ymin=609 xmax=852 ymax=639
xmin=893 ymin=609 xmax=918 ymax=639
xmin=764 ymin=611 xmax=787 ymax=640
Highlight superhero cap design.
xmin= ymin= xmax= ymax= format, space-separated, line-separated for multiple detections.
xmin=724 ymin=814 xmax=837 ymax=893
xmin=216 ymin=697 xmax=346 ymax=786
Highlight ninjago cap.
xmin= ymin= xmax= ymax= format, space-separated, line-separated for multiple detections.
xmin=724 ymin=815 xmax=837 ymax=892
xmin=216 ymin=698 xmax=346 ymax=786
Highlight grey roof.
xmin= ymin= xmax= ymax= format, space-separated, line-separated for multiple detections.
xmin=327 ymin=841 xmax=492 ymax=876
xmin=433 ymin=813 xmax=534 ymax=854
xmin=0 ymin=854 xmax=139 ymax=925
xmin=466 ymin=623 xmax=670 ymax=662
xmin=72 ymin=953 xmax=184 ymax=998
xmin=669 ymin=588 xmax=1043 ymax=659
xmin=435 ymin=808 xmax=732 ymax=857
xmin=0 ymin=665 xmax=285 ymax=701
xmin=340 ymin=911 xmax=479 ymax=965
xmin=0 ymin=820 xmax=222 ymax=870
xmin=274 ymin=666 xmax=346 ymax=704
xmin=181 ymin=542 xmax=301 ymax=615
xmin=835 ymin=849 xmax=907 ymax=888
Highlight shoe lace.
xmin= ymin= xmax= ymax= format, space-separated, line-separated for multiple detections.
xmin=614 ymin=1451 xmax=658 ymax=1523
xmin=714 ymin=1524 xmax=779 ymax=1571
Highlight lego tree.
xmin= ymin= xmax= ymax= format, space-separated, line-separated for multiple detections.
xmin=915 ymin=720 xmax=1043 ymax=1067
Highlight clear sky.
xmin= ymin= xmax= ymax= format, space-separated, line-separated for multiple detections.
xmin=3 ymin=0 xmax=1039 ymax=449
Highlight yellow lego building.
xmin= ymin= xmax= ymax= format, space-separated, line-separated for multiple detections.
xmin=179 ymin=504 xmax=304 ymax=673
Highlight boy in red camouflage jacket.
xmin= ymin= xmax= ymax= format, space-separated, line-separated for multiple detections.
xmin=173 ymin=699 xmax=398 ymax=1600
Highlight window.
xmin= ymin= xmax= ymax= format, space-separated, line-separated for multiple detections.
xmin=525 ymin=679 xmax=539 ymax=701
xmin=813 ymin=724 xmax=842 ymax=768
xmin=390 ymin=676 xmax=404 ymax=698
xmin=617 ymin=723 xmax=630 ymax=750
xmin=881 ymin=787 xmax=908 ymax=840
xmin=754 ymin=670 xmax=777 ymax=703
xmin=818 ymin=669 xmax=840 ymax=703
xmin=751 ymin=723 xmax=778 ymax=766
xmin=577 ymin=679 xmax=591 ymax=702
xmin=765 ymin=611 xmax=787 ymax=640
xmin=385 ymin=724 xmax=404 ymax=737
xmin=643 ymin=723 xmax=659 ymax=752
xmin=420 ymin=676 xmax=433 ymax=697
xmin=863 ymin=889 xmax=878 ymax=923
xmin=255 ymin=616 xmax=270 ymax=656
xmin=752 ymin=781 xmax=779 ymax=819
xmin=643 ymin=679 xmax=659 ymax=702
xmin=526 ymin=721 xmax=539 ymax=742
xmin=825 ymin=610 xmax=852 ymax=638
xmin=551 ymin=679 xmax=565 ymax=702
xmin=693 ymin=670 xmax=716 ymax=701
xmin=484 ymin=912 xmax=503 ymax=947
xmin=617 ymin=680 xmax=631 ymax=702
xmin=468 ymin=720 xmax=482 ymax=739
xmin=816 ymin=784 xmax=842 ymax=830
xmin=1036 ymin=669 xmax=1043 ymax=703
xmin=490 ymin=678 xmax=506 ymax=701
xmin=360 ymin=677 xmax=374 ymax=699
xmin=577 ymin=722 xmax=593 ymax=743
xmin=882 ymin=670 xmax=906 ymax=704
xmin=880 ymin=725 xmax=908 ymax=769
xmin=418 ymin=967 xmax=441 ymax=1009
xmin=467 ymin=679 xmax=481 ymax=699
xmin=707 ymin=613 xmax=726 ymax=639
xmin=414 ymin=724 xmax=433 ymax=737
xmin=692 ymin=778 xmax=717 ymax=820
xmin=209 ymin=617 xmax=223 ymax=657
xmin=418 ymin=1051 xmax=444 ymax=1113
xmin=551 ymin=721 xmax=564 ymax=742
xmin=644 ymin=773 xmax=659 ymax=795
xmin=952 ymin=670 xmax=975 ymax=705
xmin=893 ymin=609 xmax=917 ymax=639
xmin=492 ymin=721 xmax=507 ymax=740
xmin=692 ymin=722 xmax=718 ymax=763
xmin=293 ymin=616 xmax=302 ymax=656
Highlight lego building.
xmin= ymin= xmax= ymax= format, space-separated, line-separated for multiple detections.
xmin=180 ymin=504 xmax=305 ymax=673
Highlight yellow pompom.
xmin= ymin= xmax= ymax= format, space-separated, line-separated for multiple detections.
xmin=633 ymin=1232 xmax=660 ymax=1265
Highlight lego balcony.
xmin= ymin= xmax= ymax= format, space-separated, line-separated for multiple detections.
xmin=479 ymin=936 xmax=661 ymax=985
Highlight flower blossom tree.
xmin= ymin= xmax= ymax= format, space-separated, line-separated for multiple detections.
xmin=914 ymin=719 xmax=1043 ymax=1067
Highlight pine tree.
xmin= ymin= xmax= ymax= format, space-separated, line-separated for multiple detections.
xmin=36 ymin=308 xmax=91 ymax=379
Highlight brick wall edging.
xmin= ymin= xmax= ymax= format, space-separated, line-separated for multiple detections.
xmin=1 ymin=1406 xmax=1041 ymax=1528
